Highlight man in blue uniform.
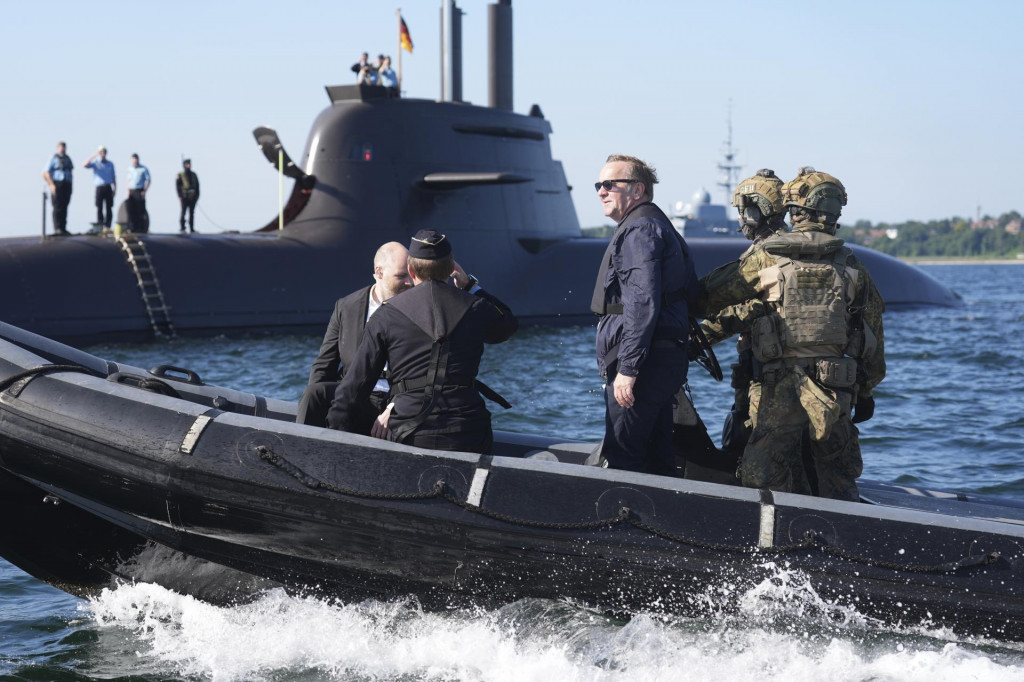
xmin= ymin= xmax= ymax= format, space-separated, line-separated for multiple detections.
xmin=41 ymin=141 xmax=73 ymax=235
xmin=327 ymin=229 xmax=517 ymax=454
xmin=296 ymin=241 xmax=412 ymax=432
xmin=125 ymin=154 xmax=151 ymax=233
xmin=591 ymin=154 xmax=700 ymax=475
xmin=83 ymin=146 xmax=116 ymax=229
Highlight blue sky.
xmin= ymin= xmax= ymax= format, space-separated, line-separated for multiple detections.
xmin=2 ymin=0 xmax=1021 ymax=238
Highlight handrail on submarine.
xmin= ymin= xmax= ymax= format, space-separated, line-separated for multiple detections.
xmin=252 ymin=127 xmax=316 ymax=232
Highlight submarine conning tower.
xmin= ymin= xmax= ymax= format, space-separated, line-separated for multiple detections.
xmin=275 ymin=0 xmax=582 ymax=273
xmin=284 ymin=85 xmax=580 ymax=246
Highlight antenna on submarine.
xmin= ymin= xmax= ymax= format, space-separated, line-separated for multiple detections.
xmin=717 ymin=100 xmax=742 ymax=205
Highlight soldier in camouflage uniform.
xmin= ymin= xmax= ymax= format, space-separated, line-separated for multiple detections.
xmin=696 ymin=168 xmax=885 ymax=501
xmin=700 ymin=169 xmax=789 ymax=460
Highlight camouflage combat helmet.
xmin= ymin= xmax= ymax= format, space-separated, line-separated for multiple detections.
xmin=781 ymin=166 xmax=848 ymax=219
xmin=732 ymin=168 xmax=785 ymax=218
xmin=732 ymin=169 xmax=784 ymax=240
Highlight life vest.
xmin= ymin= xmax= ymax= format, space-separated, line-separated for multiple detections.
xmin=178 ymin=170 xmax=198 ymax=197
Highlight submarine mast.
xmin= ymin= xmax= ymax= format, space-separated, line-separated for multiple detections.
xmin=716 ymin=101 xmax=742 ymax=205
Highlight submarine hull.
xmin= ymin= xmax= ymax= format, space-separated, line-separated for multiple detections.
xmin=0 ymin=232 xmax=959 ymax=345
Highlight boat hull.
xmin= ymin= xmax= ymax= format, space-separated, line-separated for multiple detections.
xmin=0 ymin=322 xmax=1019 ymax=639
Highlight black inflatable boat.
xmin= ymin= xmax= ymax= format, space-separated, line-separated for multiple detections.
xmin=1 ymin=320 xmax=1022 ymax=640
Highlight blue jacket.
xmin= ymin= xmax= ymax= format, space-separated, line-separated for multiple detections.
xmin=594 ymin=202 xmax=698 ymax=377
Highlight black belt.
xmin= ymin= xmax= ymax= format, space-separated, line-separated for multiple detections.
xmin=393 ymin=375 xmax=473 ymax=393
xmin=392 ymin=374 xmax=511 ymax=410
xmin=601 ymin=288 xmax=689 ymax=316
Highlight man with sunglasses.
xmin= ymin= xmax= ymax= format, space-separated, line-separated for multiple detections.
xmin=590 ymin=154 xmax=700 ymax=475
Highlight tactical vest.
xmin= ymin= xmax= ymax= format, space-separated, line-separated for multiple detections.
xmin=53 ymin=154 xmax=73 ymax=178
xmin=750 ymin=230 xmax=859 ymax=363
xmin=178 ymin=171 xmax=198 ymax=197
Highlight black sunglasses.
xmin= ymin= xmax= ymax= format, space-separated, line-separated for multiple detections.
xmin=594 ymin=179 xmax=638 ymax=192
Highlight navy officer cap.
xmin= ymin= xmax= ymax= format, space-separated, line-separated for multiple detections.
xmin=409 ymin=229 xmax=451 ymax=260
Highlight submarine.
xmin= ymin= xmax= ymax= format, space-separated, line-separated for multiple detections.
xmin=0 ymin=1 xmax=959 ymax=345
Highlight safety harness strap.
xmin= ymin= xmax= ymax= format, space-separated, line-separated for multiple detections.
xmin=389 ymin=337 xmax=448 ymax=443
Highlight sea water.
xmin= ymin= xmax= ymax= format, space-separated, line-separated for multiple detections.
xmin=2 ymin=263 xmax=1023 ymax=681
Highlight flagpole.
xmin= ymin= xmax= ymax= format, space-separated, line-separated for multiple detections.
xmin=397 ymin=8 xmax=403 ymax=92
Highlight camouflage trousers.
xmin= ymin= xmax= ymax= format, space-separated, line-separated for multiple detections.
xmin=741 ymin=363 xmax=863 ymax=501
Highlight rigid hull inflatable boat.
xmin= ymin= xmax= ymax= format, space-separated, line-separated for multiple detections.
xmin=0 ymin=320 xmax=1021 ymax=640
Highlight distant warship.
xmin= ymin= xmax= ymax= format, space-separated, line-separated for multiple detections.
xmin=670 ymin=186 xmax=737 ymax=238
xmin=670 ymin=111 xmax=745 ymax=238
xmin=0 ymin=1 xmax=959 ymax=344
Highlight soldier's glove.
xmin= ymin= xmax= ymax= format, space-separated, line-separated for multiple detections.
xmin=852 ymin=395 xmax=875 ymax=424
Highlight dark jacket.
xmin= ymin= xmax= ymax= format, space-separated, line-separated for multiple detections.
xmin=175 ymin=170 xmax=200 ymax=201
xmin=593 ymin=202 xmax=699 ymax=378
xmin=327 ymin=280 xmax=517 ymax=443
xmin=307 ymin=285 xmax=373 ymax=385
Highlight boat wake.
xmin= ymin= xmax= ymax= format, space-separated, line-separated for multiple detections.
xmin=82 ymin=569 xmax=1024 ymax=682
xmin=115 ymin=542 xmax=283 ymax=603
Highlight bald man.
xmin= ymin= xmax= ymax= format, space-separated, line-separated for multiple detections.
xmin=296 ymin=242 xmax=413 ymax=431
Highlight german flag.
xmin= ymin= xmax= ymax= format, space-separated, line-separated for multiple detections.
xmin=400 ymin=16 xmax=413 ymax=53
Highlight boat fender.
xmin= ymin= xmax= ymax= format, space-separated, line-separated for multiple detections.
xmin=465 ymin=455 xmax=493 ymax=508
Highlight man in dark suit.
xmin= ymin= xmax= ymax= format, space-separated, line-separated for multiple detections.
xmin=327 ymin=229 xmax=517 ymax=454
xmin=295 ymin=241 xmax=412 ymax=432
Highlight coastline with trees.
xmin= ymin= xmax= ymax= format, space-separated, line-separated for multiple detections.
xmin=843 ymin=211 xmax=1024 ymax=262
xmin=584 ymin=210 xmax=1024 ymax=263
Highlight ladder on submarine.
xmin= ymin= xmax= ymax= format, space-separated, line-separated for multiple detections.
xmin=117 ymin=233 xmax=176 ymax=339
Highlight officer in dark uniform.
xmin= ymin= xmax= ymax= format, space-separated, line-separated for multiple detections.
xmin=591 ymin=154 xmax=700 ymax=475
xmin=176 ymin=159 xmax=200 ymax=233
xmin=327 ymin=229 xmax=517 ymax=454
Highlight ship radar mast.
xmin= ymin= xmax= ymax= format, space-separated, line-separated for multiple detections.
xmin=716 ymin=100 xmax=743 ymax=205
